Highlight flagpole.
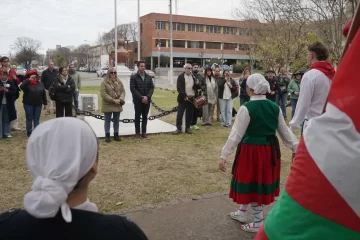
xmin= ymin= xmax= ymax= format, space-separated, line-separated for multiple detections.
xmin=114 ymin=0 xmax=118 ymax=67
xmin=138 ymin=0 xmax=141 ymax=61
xmin=169 ymin=0 xmax=173 ymax=86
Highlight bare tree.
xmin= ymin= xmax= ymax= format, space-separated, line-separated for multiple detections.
xmin=73 ymin=44 xmax=90 ymax=67
xmin=12 ymin=37 xmax=41 ymax=65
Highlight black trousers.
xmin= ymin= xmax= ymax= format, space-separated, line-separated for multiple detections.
xmin=134 ymin=101 xmax=150 ymax=134
xmin=191 ymin=107 xmax=200 ymax=125
xmin=176 ymin=102 xmax=194 ymax=131
xmin=56 ymin=102 xmax=72 ymax=118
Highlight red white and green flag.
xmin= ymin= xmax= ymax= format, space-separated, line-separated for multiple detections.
xmin=255 ymin=26 xmax=360 ymax=239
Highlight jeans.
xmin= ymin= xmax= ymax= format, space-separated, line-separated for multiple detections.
xmin=219 ymin=99 xmax=233 ymax=126
xmin=73 ymin=91 xmax=79 ymax=109
xmin=0 ymin=104 xmax=10 ymax=138
xmin=104 ymin=112 xmax=120 ymax=134
xmin=277 ymin=92 xmax=288 ymax=117
xmin=290 ymin=99 xmax=298 ymax=119
xmin=176 ymin=102 xmax=194 ymax=130
xmin=23 ymin=104 xmax=42 ymax=134
xmin=134 ymin=101 xmax=150 ymax=134
xmin=56 ymin=102 xmax=73 ymax=118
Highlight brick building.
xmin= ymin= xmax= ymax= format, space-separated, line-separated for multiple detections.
xmin=140 ymin=13 xmax=259 ymax=69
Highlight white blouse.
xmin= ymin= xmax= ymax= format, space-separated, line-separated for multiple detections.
xmin=221 ymin=95 xmax=299 ymax=160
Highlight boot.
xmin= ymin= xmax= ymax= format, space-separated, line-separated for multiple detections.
xmin=105 ymin=133 xmax=111 ymax=143
xmin=114 ymin=132 xmax=121 ymax=141
xmin=27 ymin=131 xmax=32 ymax=137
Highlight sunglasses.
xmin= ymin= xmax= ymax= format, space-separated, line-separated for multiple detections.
xmin=110 ymin=72 xmax=117 ymax=74
xmin=2 ymin=60 xmax=9 ymax=63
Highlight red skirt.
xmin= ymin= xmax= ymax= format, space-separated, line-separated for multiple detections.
xmin=229 ymin=144 xmax=281 ymax=206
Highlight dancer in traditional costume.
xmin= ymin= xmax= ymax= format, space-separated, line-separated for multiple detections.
xmin=219 ymin=73 xmax=298 ymax=233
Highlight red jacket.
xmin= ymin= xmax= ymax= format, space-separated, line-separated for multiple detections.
xmin=0 ymin=67 xmax=20 ymax=85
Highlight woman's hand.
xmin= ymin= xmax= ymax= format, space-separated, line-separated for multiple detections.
xmin=112 ymin=99 xmax=121 ymax=104
xmin=219 ymin=159 xmax=227 ymax=172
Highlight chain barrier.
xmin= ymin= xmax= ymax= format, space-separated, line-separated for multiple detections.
xmin=75 ymin=101 xmax=178 ymax=123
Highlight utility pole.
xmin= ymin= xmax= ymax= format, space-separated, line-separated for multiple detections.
xmin=138 ymin=0 xmax=141 ymax=62
xmin=114 ymin=0 xmax=118 ymax=67
xmin=169 ymin=0 xmax=173 ymax=86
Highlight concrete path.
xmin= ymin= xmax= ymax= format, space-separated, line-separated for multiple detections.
xmin=123 ymin=193 xmax=275 ymax=240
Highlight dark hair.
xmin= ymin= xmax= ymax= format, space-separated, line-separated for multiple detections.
xmin=223 ymin=69 xmax=230 ymax=77
xmin=59 ymin=67 xmax=66 ymax=74
xmin=192 ymin=63 xmax=199 ymax=67
xmin=0 ymin=57 xmax=9 ymax=63
xmin=243 ymin=67 xmax=251 ymax=74
xmin=308 ymin=42 xmax=329 ymax=61
xmin=204 ymin=67 xmax=213 ymax=79
xmin=137 ymin=61 xmax=145 ymax=67
xmin=0 ymin=69 xmax=9 ymax=76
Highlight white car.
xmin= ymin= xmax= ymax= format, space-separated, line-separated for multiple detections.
xmin=96 ymin=67 xmax=108 ymax=77
xmin=131 ymin=69 xmax=155 ymax=78
xmin=15 ymin=67 xmax=27 ymax=76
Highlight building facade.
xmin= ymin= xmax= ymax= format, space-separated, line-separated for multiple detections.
xmin=140 ymin=13 xmax=259 ymax=69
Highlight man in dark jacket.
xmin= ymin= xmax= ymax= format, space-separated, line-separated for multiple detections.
xmin=276 ymin=67 xmax=290 ymax=120
xmin=190 ymin=63 xmax=205 ymax=130
xmin=130 ymin=61 xmax=154 ymax=139
xmin=175 ymin=63 xmax=203 ymax=134
xmin=41 ymin=61 xmax=58 ymax=114
xmin=265 ymin=70 xmax=279 ymax=102
xmin=0 ymin=69 xmax=17 ymax=138
xmin=50 ymin=67 xmax=75 ymax=118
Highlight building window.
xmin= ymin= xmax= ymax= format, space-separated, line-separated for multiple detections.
xmin=156 ymin=21 xmax=166 ymax=30
xmin=223 ymin=26 xmax=236 ymax=35
xmin=173 ymin=40 xmax=186 ymax=48
xmin=223 ymin=43 xmax=237 ymax=50
xmin=206 ymin=25 xmax=221 ymax=33
xmin=155 ymin=39 xmax=167 ymax=47
xmin=172 ymin=22 xmax=185 ymax=31
xmin=239 ymin=28 xmax=250 ymax=36
xmin=238 ymin=44 xmax=250 ymax=50
xmin=187 ymin=41 xmax=204 ymax=49
xmin=206 ymin=42 xmax=221 ymax=49
xmin=188 ymin=24 xmax=204 ymax=32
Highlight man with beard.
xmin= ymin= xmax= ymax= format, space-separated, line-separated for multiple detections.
xmin=265 ymin=70 xmax=278 ymax=102
xmin=41 ymin=61 xmax=58 ymax=114
xmin=68 ymin=64 xmax=81 ymax=110
xmin=190 ymin=63 xmax=205 ymax=130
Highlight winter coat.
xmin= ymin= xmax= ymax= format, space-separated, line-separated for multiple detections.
xmin=100 ymin=78 xmax=126 ymax=113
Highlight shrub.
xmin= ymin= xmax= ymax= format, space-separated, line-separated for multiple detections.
xmin=233 ymin=64 xmax=251 ymax=73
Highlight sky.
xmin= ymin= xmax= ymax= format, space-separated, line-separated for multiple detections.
xmin=0 ymin=0 xmax=239 ymax=56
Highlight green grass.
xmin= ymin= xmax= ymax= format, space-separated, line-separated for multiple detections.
xmin=0 ymin=87 xmax=298 ymax=213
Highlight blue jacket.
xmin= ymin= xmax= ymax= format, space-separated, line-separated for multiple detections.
xmin=0 ymin=80 xmax=17 ymax=122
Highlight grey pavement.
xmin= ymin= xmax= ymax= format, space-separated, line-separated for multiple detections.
xmin=122 ymin=193 xmax=275 ymax=240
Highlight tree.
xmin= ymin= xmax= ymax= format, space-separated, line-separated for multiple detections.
xmin=97 ymin=22 xmax=138 ymax=55
xmin=73 ymin=44 xmax=90 ymax=67
xmin=12 ymin=37 xmax=41 ymax=65
xmin=54 ymin=55 xmax=67 ymax=68
xmin=56 ymin=47 xmax=72 ymax=66
xmin=235 ymin=0 xmax=325 ymax=72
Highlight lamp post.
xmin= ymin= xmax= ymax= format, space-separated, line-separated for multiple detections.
xmin=137 ymin=0 xmax=140 ymax=61
xmin=114 ymin=0 xmax=118 ymax=67
xmin=84 ymin=40 xmax=92 ymax=72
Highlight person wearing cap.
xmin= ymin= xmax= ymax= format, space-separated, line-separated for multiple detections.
xmin=219 ymin=73 xmax=298 ymax=233
xmin=288 ymin=71 xmax=303 ymax=119
xmin=0 ymin=118 xmax=148 ymax=240
xmin=20 ymin=69 xmax=47 ymax=137
xmin=265 ymin=70 xmax=278 ymax=102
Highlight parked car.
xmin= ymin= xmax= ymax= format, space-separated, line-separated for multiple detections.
xmin=96 ymin=67 xmax=108 ymax=77
xmin=16 ymin=66 xmax=27 ymax=76
xmin=131 ymin=69 xmax=155 ymax=78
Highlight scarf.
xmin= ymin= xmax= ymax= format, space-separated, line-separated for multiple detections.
xmin=108 ymin=78 xmax=121 ymax=99
xmin=60 ymin=75 xmax=68 ymax=84
xmin=206 ymin=77 xmax=217 ymax=104
xmin=29 ymin=79 xmax=38 ymax=87
xmin=311 ymin=61 xmax=335 ymax=80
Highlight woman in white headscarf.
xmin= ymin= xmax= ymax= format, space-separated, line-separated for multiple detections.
xmin=0 ymin=118 xmax=148 ymax=240
xmin=218 ymin=73 xmax=298 ymax=233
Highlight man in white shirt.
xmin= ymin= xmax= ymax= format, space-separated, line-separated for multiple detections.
xmin=290 ymin=42 xmax=335 ymax=134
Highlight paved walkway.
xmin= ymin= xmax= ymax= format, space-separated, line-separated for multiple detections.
xmin=122 ymin=193 xmax=275 ymax=240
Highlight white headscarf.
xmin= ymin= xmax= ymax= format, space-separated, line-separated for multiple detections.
xmin=246 ymin=73 xmax=271 ymax=94
xmin=24 ymin=118 xmax=98 ymax=223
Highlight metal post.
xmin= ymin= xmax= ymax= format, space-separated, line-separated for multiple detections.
xmin=169 ymin=0 xmax=174 ymax=86
xmin=138 ymin=0 xmax=141 ymax=61
xmin=114 ymin=0 xmax=118 ymax=66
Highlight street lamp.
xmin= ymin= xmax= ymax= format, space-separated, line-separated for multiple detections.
xmin=84 ymin=40 xmax=92 ymax=72
xmin=169 ymin=0 xmax=174 ymax=86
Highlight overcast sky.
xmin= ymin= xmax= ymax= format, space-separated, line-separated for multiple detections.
xmin=0 ymin=0 xmax=239 ymax=56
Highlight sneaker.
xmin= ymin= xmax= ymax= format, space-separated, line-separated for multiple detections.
xmin=191 ymin=125 xmax=200 ymax=130
xmin=185 ymin=129 xmax=192 ymax=134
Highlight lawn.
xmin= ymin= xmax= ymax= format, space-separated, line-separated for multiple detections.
xmin=0 ymin=86 xmax=297 ymax=213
